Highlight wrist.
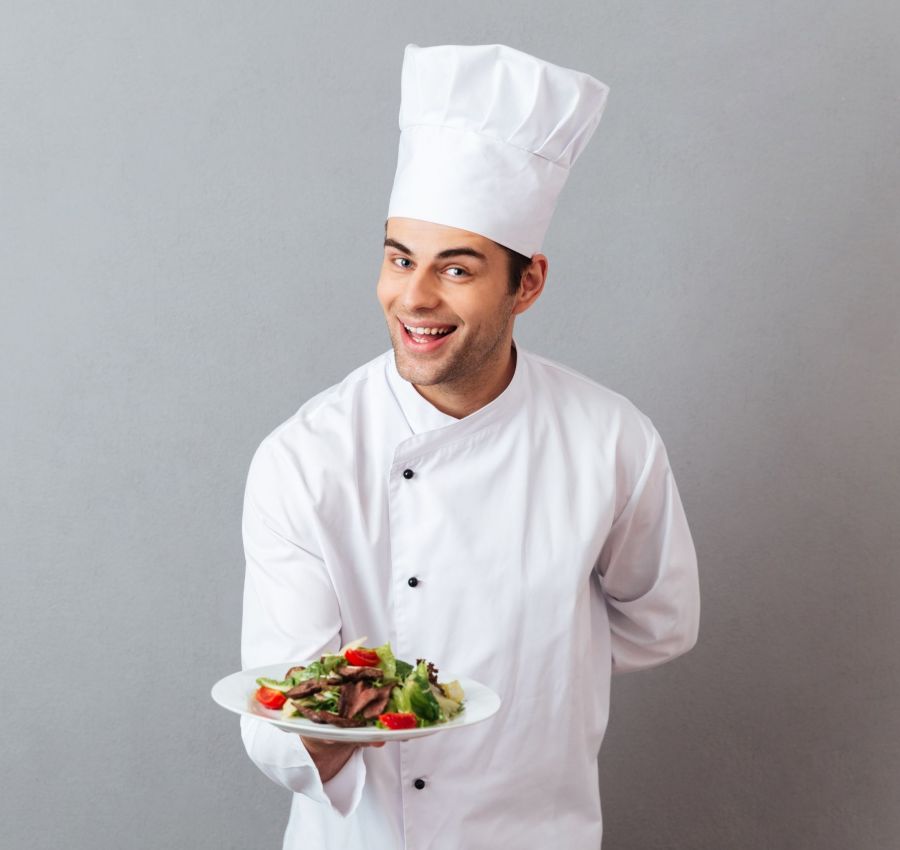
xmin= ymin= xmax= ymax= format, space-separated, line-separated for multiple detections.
xmin=300 ymin=736 xmax=357 ymax=783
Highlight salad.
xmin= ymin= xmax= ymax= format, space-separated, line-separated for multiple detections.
xmin=253 ymin=640 xmax=465 ymax=730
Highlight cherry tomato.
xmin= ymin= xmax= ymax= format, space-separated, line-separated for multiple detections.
xmin=377 ymin=712 xmax=418 ymax=730
xmin=345 ymin=647 xmax=380 ymax=667
xmin=255 ymin=686 xmax=287 ymax=710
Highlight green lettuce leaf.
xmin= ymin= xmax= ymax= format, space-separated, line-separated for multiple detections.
xmin=373 ymin=642 xmax=415 ymax=682
xmin=388 ymin=660 xmax=442 ymax=725
xmin=374 ymin=643 xmax=397 ymax=680
xmin=294 ymin=653 xmax=346 ymax=683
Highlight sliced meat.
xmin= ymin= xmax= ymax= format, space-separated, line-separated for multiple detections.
xmin=339 ymin=666 xmax=384 ymax=682
xmin=339 ymin=681 xmax=395 ymax=719
xmin=359 ymin=684 xmax=394 ymax=719
xmin=294 ymin=704 xmax=366 ymax=728
xmin=338 ymin=681 xmax=369 ymax=718
xmin=286 ymin=678 xmax=330 ymax=698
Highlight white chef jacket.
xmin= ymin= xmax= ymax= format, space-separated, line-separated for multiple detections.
xmin=239 ymin=341 xmax=700 ymax=850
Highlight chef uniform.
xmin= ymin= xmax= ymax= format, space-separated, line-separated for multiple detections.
xmin=240 ymin=44 xmax=700 ymax=850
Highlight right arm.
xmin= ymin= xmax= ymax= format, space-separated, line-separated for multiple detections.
xmin=239 ymin=435 xmax=367 ymax=816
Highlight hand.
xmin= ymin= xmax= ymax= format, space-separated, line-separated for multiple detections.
xmin=300 ymin=736 xmax=385 ymax=784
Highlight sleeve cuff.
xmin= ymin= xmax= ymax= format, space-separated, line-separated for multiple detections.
xmin=240 ymin=715 xmax=367 ymax=817
xmin=321 ymin=746 xmax=366 ymax=816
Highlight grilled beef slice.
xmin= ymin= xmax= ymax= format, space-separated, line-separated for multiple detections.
xmin=360 ymin=685 xmax=395 ymax=719
xmin=338 ymin=681 xmax=395 ymax=719
xmin=294 ymin=704 xmax=366 ymax=727
xmin=338 ymin=666 xmax=384 ymax=682
xmin=286 ymin=678 xmax=330 ymax=699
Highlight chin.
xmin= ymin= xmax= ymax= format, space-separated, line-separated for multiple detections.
xmin=392 ymin=352 xmax=443 ymax=387
xmin=395 ymin=357 xmax=433 ymax=385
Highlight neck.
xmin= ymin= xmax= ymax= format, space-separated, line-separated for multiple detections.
xmin=413 ymin=341 xmax=517 ymax=419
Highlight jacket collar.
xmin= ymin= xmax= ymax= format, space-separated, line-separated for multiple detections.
xmin=385 ymin=354 xmax=458 ymax=435
xmin=384 ymin=339 xmax=527 ymax=449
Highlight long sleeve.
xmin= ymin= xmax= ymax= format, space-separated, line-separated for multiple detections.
xmin=596 ymin=425 xmax=700 ymax=675
xmin=239 ymin=435 xmax=367 ymax=816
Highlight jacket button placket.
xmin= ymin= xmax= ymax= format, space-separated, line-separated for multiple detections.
xmin=393 ymin=456 xmax=427 ymax=845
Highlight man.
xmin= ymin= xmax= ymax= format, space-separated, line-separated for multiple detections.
xmin=240 ymin=43 xmax=700 ymax=850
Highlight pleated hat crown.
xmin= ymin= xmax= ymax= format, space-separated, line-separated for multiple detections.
xmin=387 ymin=43 xmax=610 ymax=257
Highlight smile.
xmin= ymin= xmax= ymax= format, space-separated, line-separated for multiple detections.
xmin=398 ymin=318 xmax=458 ymax=351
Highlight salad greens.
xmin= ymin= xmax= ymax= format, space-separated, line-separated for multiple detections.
xmin=387 ymin=661 xmax=442 ymax=723
xmin=291 ymin=653 xmax=348 ymax=683
xmin=254 ymin=641 xmax=464 ymax=729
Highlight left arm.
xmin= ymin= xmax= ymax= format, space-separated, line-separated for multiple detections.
xmin=596 ymin=425 xmax=700 ymax=674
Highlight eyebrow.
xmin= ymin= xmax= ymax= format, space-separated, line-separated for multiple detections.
xmin=383 ymin=237 xmax=487 ymax=262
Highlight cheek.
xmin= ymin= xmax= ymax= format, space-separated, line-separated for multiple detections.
xmin=451 ymin=291 xmax=500 ymax=327
xmin=375 ymin=276 xmax=396 ymax=311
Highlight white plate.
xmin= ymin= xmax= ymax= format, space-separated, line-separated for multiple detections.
xmin=211 ymin=662 xmax=502 ymax=743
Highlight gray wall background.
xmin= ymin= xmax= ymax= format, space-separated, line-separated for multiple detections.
xmin=2 ymin=2 xmax=898 ymax=848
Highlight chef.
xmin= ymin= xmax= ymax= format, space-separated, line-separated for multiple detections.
xmin=239 ymin=43 xmax=700 ymax=850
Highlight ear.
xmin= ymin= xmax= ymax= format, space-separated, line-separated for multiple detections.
xmin=512 ymin=254 xmax=548 ymax=316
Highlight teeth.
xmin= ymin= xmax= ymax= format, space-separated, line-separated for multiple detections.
xmin=404 ymin=325 xmax=452 ymax=336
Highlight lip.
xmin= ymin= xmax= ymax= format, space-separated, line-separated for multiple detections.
xmin=397 ymin=318 xmax=457 ymax=354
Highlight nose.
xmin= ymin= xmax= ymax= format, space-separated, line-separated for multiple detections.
xmin=400 ymin=266 xmax=441 ymax=313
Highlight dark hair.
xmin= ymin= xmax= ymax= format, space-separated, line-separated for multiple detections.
xmin=501 ymin=244 xmax=532 ymax=294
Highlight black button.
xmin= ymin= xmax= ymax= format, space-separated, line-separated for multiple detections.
xmin=402 ymin=468 xmax=414 ymax=479
xmin=408 ymin=577 xmax=419 ymax=588
xmin=413 ymin=778 xmax=426 ymax=790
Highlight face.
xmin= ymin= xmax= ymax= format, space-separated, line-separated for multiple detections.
xmin=377 ymin=218 xmax=520 ymax=389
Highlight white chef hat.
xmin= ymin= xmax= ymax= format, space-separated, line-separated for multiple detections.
xmin=387 ymin=43 xmax=610 ymax=257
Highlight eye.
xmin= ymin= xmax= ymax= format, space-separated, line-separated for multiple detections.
xmin=392 ymin=256 xmax=412 ymax=269
xmin=445 ymin=266 xmax=468 ymax=278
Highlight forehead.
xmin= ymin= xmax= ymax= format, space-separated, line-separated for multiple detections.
xmin=385 ymin=217 xmax=497 ymax=256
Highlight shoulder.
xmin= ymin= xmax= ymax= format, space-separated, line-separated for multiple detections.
xmin=521 ymin=348 xmax=657 ymax=446
xmin=247 ymin=350 xmax=391 ymax=478
xmin=520 ymin=349 xmax=673 ymax=516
